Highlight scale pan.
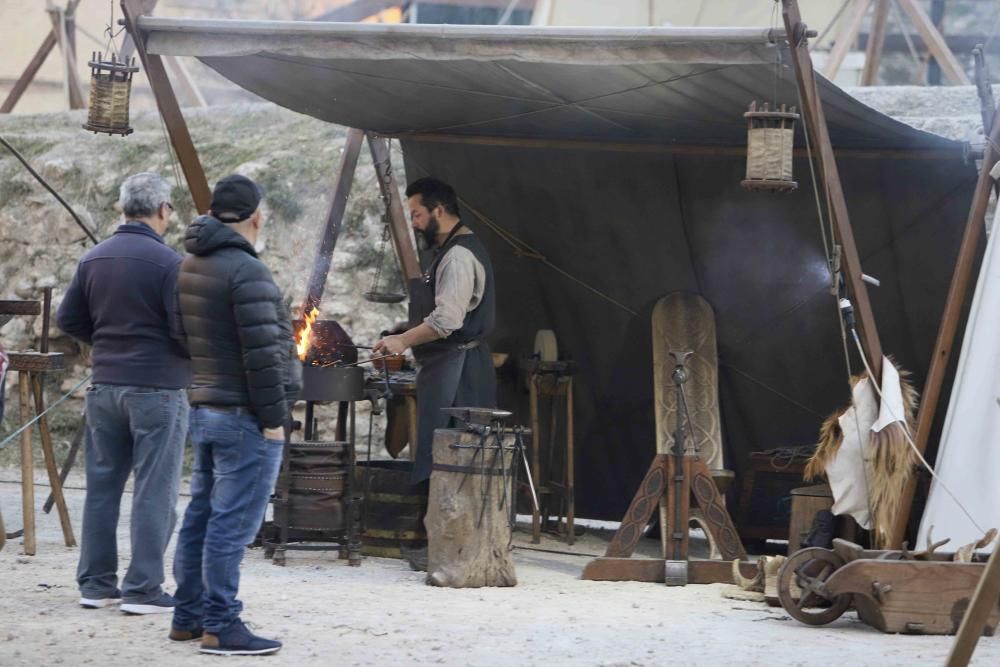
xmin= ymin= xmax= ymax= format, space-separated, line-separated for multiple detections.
xmin=364 ymin=291 xmax=406 ymax=304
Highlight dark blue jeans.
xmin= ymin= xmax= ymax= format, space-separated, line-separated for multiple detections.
xmin=77 ymin=384 xmax=189 ymax=603
xmin=172 ymin=407 xmax=283 ymax=634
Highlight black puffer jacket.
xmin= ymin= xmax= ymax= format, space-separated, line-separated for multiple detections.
xmin=176 ymin=215 xmax=301 ymax=429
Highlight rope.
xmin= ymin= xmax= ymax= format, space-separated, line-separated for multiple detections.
xmin=461 ymin=199 xmax=637 ymax=316
xmin=0 ymin=374 xmax=92 ymax=451
xmin=0 ymin=135 xmax=99 ymax=244
xmin=849 ymin=330 xmax=987 ymax=536
xmin=815 ymin=0 xmax=853 ymax=47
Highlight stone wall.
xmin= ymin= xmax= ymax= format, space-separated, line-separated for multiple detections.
xmin=0 ymin=103 xmax=407 ymax=447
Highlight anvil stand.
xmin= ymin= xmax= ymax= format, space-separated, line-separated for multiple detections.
xmin=582 ymin=351 xmax=754 ymax=585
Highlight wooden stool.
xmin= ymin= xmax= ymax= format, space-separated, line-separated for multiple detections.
xmin=521 ymin=359 xmax=576 ymax=545
xmin=1 ymin=292 xmax=76 ymax=555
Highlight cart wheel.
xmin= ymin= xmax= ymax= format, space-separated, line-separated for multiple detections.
xmin=777 ymin=547 xmax=851 ymax=626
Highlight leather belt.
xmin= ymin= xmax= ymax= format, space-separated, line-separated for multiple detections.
xmin=199 ymin=404 xmax=255 ymax=416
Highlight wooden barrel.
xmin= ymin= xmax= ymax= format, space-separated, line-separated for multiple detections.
xmin=356 ymin=460 xmax=427 ymax=558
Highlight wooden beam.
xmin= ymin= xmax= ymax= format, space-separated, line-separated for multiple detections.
xmin=946 ymin=546 xmax=1000 ymax=667
xmin=367 ymin=133 xmax=422 ymax=284
xmin=120 ymin=1 xmax=159 ymax=64
xmin=121 ymin=0 xmax=211 ymax=214
xmin=783 ymin=0 xmax=883 ymax=381
xmin=822 ymin=0 xmax=872 ymax=81
xmin=896 ymin=0 xmax=971 ymax=85
xmin=973 ymin=46 xmax=996 ymax=135
xmin=391 ymin=131 xmax=964 ymax=161
xmin=581 ymin=557 xmax=758 ymax=585
xmin=861 ymin=0 xmax=890 ymax=86
xmin=0 ymin=31 xmax=57 ymax=114
xmin=19 ymin=372 xmax=36 ymax=556
xmin=887 ymin=98 xmax=1000 ymax=549
xmin=49 ymin=6 xmax=86 ymax=110
xmin=302 ymin=128 xmax=365 ymax=315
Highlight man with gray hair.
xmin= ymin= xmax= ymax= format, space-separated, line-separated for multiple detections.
xmin=57 ymin=172 xmax=190 ymax=615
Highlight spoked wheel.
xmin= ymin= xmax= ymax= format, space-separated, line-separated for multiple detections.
xmin=777 ymin=547 xmax=851 ymax=626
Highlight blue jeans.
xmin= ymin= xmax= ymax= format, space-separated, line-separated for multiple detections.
xmin=77 ymin=384 xmax=189 ymax=603
xmin=172 ymin=407 xmax=283 ymax=633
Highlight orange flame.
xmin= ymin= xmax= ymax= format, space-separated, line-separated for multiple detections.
xmin=296 ymin=307 xmax=319 ymax=361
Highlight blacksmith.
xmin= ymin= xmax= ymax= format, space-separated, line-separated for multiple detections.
xmin=373 ymin=177 xmax=496 ymax=485
xmin=56 ymin=172 xmax=190 ymax=615
xmin=171 ymin=175 xmax=300 ymax=656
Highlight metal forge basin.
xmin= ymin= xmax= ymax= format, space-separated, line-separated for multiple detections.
xmin=300 ymin=364 xmax=366 ymax=403
xmin=295 ymin=318 xmax=365 ymax=403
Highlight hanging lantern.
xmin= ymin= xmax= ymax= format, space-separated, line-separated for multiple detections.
xmin=741 ymin=101 xmax=799 ymax=193
xmin=82 ymin=52 xmax=139 ymax=136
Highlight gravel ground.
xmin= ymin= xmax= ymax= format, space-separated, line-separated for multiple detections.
xmin=1 ymin=472 xmax=999 ymax=667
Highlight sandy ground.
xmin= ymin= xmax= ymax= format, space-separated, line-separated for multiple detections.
xmin=1 ymin=472 xmax=998 ymax=667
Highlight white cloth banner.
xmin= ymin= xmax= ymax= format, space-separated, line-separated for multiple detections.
xmin=918 ymin=202 xmax=1000 ymax=552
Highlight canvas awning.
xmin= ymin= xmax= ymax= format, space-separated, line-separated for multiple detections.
xmin=137 ymin=17 xmax=976 ymax=523
xmin=140 ymin=17 xmax=960 ymax=153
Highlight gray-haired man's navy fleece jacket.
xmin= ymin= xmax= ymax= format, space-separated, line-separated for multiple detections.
xmin=56 ymin=221 xmax=191 ymax=389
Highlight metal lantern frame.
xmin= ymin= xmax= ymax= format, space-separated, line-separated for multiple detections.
xmin=83 ymin=52 xmax=140 ymax=136
xmin=741 ymin=100 xmax=800 ymax=193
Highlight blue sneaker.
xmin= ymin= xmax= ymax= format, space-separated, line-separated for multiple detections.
xmin=79 ymin=590 xmax=122 ymax=609
xmin=200 ymin=619 xmax=282 ymax=656
xmin=120 ymin=592 xmax=176 ymax=615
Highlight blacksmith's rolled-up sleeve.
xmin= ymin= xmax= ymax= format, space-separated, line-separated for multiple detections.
xmin=424 ymin=245 xmax=485 ymax=338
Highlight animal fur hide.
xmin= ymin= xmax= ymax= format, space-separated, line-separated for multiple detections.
xmin=804 ymin=357 xmax=919 ymax=548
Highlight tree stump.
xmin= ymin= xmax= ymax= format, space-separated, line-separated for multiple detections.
xmin=425 ymin=428 xmax=517 ymax=588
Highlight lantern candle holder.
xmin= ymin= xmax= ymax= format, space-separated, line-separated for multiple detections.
xmin=82 ymin=52 xmax=139 ymax=136
xmin=741 ymin=101 xmax=799 ymax=193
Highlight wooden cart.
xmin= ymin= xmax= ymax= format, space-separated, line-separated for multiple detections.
xmin=777 ymin=538 xmax=1000 ymax=635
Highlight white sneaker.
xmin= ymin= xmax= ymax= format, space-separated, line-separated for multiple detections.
xmin=121 ymin=592 xmax=176 ymax=615
xmin=79 ymin=593 xmax=122 ymax=609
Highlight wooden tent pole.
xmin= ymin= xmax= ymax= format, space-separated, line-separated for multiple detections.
xmin=366 ymin=133 xmax=422 ymax=286
xmin=896 ymin=0 xmax=971 ymax=86
xmin=0 ymin=32 xmax=58 ymax=114
xmin=822 ymin=0 xmax=872 ymax=81
xmin=48 ymin=6 xmax=86 ymax=110
xmin=120 ymin=0 xmax=211 ymax=213
xmin=887 ymin=99 xmax=1000 ymax=549
xmin=782 ymin=0 xmax=883 ymax=380
xmin=861 ymin=0 xmax=890 ymax=86
xmin=301 ymin=128 xmax=365 ymax=315
xmin=946 ymin=543 xmax=1000 ymax=667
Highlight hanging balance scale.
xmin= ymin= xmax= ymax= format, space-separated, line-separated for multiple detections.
xmin=364 ymin=189 xmax=406 ymax=304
